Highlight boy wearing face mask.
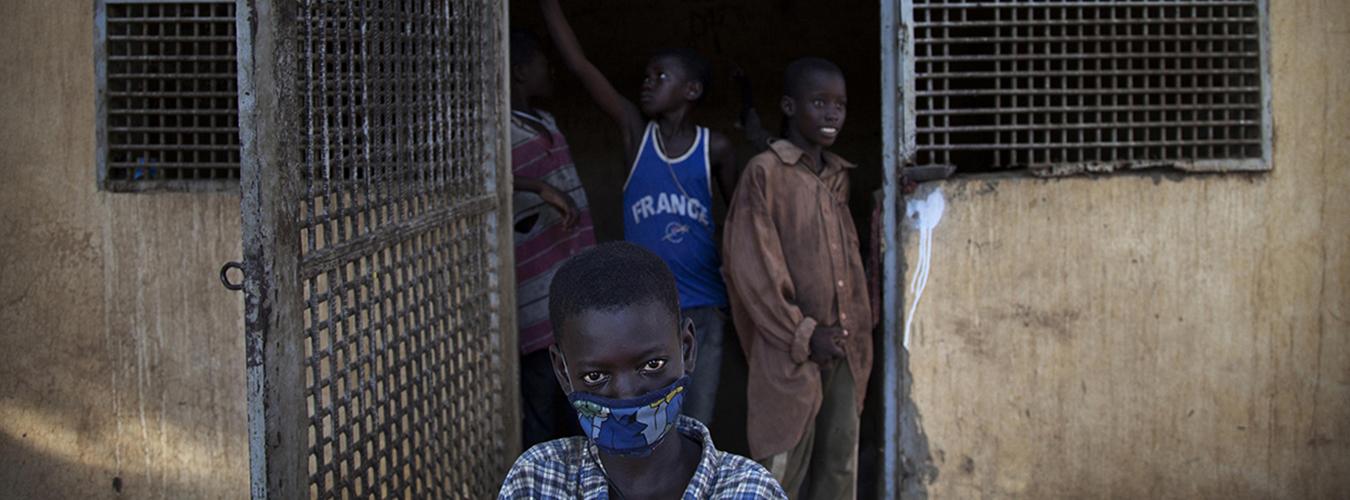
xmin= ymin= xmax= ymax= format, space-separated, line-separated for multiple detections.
xmin=498 ymin=242 xmax=785 ymax=500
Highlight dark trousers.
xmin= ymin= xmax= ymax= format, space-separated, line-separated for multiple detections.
xmin=520 ymin=349 xmax=580 ymax=449
xmin=683 ymin=306 xmax=727 ymax=426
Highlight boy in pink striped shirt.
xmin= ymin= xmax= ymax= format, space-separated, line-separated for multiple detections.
xmin=509 ymin=29 xmax=597 ymax=448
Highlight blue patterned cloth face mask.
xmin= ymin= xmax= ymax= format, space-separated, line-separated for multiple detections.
xmin=566 ymin=374 xmax=690 ymax=457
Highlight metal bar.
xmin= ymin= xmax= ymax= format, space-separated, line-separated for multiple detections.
xmin=108 ymin=55 xmax=237 ymax=61
xmin=101 ymin=178 xmax=238 ymax=192
xmin=495 ymin=0 xmax=521 ymax=474
xmin=916 ymin=52 xmax=1259 ymax=62
xmin=237 ymin=0 xmax=308 ymax=498
xmin=107 ymin=35 xmax=236 ymax=41
xmin=95 ymin=0 xmax=110 ymax=190
xmin=298 ymin=194 xmax=495 ymax=279
xmin=917 ymin=33 xmax=1257 ymax=44
xmin=1257 ymin=0 xmax=1272 ymax=168
xmin=110 ymin=126 xmax=238 ymax=132
xmin=917 ymin=86 xmax=1260 ymax=96
xmin=922 ymin=119 xmax=1260 ymax=133
xmin=918 ymin=0 xmax=1255 ymax=8
xmin=915 ymin=17 xmax=1257 ymax=28
xmin=106 ymin=0 xmax=234 ymax=4
xmin=107 ymin=16 xmax=236 ymax=22
xmin=919 ymin=139 xmax=1261 ymax=150
xmin=880 ymin=0 xmax=900 ymax=496
xmin=108 ymin=161 xmax=239 ymax=167
xmin=102 ymin=108 xmax=238 ymax=114
xmin=107 ymin=143 xmax=238 ymax=150
xmin=919 ymin=103 xmax=1259 ymax=115
xmin=108 ymin=73 xmax=237 ymax=79
xmin=920 ymin=68 xmax=1257 ymax=78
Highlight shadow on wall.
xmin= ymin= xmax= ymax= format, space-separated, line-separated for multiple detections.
xmin=0 ymin=193 xmax=248 ymax=499
xmin=0 ymin=406 xmax=235 ymax=497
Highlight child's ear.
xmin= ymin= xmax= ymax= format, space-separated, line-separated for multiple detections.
xmin=680 ymin=317 xmax=698 ymax=376
xmin=548 ymin=344 xmax=573 ymax=394
xmin=780 ymin=95 xmax=796 ymax=117
xmin=685 ymin=81 xmax=704 ymax=101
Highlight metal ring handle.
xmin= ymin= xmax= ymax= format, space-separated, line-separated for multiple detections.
xmin=220 ymin=261 xmax=244 ymax=291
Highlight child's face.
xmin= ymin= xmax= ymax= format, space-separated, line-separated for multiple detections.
xmin=514 ymin=53 xmax=554 ymax=100
xmin=639 ymin=56 xmax=699 ymax=116
xmin=782 ymin=71 xmax=848 ymax=149
xmin=550 ymin=300 xmax=696 ymax=401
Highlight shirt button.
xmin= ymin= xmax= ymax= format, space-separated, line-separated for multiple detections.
xmin=837 ymin=280 xmax=845 ymax=288
xmin=840 ymin=313 xmax=847 ymax=321
xmin=842 ymin=329 xmax=850 ymax=337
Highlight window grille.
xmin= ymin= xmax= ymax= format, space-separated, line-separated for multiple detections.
xmin=908 ymin=0 xmax=1270 ymax=175
xmin=96 ymin=0 xmax=240 ymax=191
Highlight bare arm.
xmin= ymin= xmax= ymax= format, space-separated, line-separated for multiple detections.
xmin=733 ymin=66 xmax=773 ymax=153
xmin=514 ymin=175 xmax=579 ymax=230
xmin=708 ymin=131 xmax=739 ymax=200
xmin=539 ymin=0 xmax=644 ymax=158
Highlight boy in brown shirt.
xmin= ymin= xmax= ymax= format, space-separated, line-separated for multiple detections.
xmin=722 ymin=58 xmax=873 ymax=500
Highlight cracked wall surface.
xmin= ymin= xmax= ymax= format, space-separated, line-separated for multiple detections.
xmin=898 ymin=1 xmax=1349 ymax=497
xmin=0 ymin=1 xmax=247 ymax=498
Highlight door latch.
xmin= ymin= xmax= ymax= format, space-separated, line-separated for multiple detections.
xmin=220 ymin=261 xmax=244 ymax=292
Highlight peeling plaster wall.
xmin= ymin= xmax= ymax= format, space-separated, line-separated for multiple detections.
xmin=898 ymin=1 xmax=1350 ymax=497
xmin=0 ymin=1 xmax=247 ymax=498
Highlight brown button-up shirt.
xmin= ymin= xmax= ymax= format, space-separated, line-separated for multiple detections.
xmin=722 ymin=140 xmax=874 ymax=459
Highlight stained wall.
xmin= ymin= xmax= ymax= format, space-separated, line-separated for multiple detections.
xmin=0 ymin=1 xmax=247 ymax=498
xmin=898 ymin=1 xmax=1350 ymax=497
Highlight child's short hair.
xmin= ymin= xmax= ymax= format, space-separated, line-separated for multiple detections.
xmin=510 ymin=29 xmax=544 ymax=68
xmin=548 ymin=242 xmax=680 ymax=340
xmin=783 ymin=57 xmax=844 ymax=99
xmin=651 ymin=48 xmax=712 ymax=102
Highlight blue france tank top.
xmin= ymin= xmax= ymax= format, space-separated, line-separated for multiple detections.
xmin=623 ymin=122 xmax=728 ymax=309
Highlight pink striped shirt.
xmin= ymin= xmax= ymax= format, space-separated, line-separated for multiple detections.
xmin=512 ymin=110 xmax=597 ymax=354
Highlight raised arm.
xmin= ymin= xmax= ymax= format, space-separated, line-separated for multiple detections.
xmin=539 ymin=0 xmax=645 ymax=155
xmin=733 ymin=66 xmax=773 ymax=153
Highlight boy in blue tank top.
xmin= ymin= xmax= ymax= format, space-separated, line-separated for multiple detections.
xmin=540 ymin=0 xmax=739 ymax=427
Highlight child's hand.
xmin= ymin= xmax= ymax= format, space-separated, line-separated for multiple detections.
xmin=538 ymin=184 xmax=580 ymax=231
xmin=808 ymin=325 xmax=846 ymax=366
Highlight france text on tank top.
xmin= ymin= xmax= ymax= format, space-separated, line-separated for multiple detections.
xmin=623 ymin=122 xmax=728 ymax=309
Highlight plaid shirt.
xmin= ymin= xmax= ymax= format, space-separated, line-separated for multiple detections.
xmin=499 ymin=416 xmax=787 ymax=499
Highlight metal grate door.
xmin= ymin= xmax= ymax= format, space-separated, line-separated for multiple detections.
xmin=236 ymin=1 xmax=517 ymax=498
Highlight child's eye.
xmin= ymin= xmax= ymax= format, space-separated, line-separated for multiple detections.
xmin=659 ymin=72 xmax=669 ymax=80
xmin=581 ymin=372 xmax=608 ymax=385
xmin=812 ymin=99 xmax=825 ymax=107
xmin=640 ymin=359 xmax=667 ymax=373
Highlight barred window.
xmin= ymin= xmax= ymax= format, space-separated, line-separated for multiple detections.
xmin=908 ymin=0 xmax=1270 ymax=175
xmin=95 ymin=0 xmax=240 ymax=191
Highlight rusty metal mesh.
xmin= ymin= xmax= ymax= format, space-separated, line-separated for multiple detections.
xmin=912 ymin=0 xmax=1265 ymax=171
xmin=294 ymin=1 xmax=507 ymax=498
xmin=102 ymin=0 xmax=241 ymax=185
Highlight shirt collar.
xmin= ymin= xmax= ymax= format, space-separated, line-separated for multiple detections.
xmin=768 ymin=138 xmax=856 ymax=171
xmin=580 ymin=416 xmax=721 ymax=499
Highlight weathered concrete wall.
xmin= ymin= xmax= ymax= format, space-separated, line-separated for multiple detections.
xmin=899 ymin=1 xmax=1350 ymax=497
xmin=0 ymin=1 xmax=247 ymax=498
